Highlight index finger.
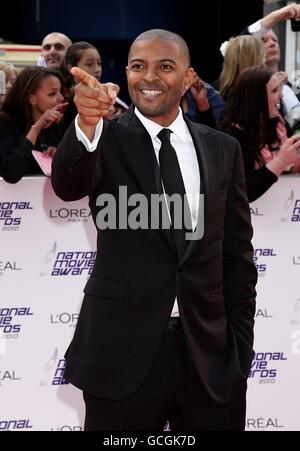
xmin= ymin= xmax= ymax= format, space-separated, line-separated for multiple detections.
xmin=53 ymin=102 xmax=69 ymax=111
xmin=71 ymin=67 xmax=99 ymax=88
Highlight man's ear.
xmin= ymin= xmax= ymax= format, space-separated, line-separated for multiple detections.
xmin=183 ymin=68 xmax=195 ymax=94
xmin=29 ymin=94 xmax=37 ymax=106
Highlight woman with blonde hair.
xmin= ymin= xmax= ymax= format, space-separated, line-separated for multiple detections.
xmin=218 ymin=35 xmax=265 ymax=100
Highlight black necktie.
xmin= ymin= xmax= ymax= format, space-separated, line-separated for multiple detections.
xmin=157 ymin=128 xmax=191 ymax=259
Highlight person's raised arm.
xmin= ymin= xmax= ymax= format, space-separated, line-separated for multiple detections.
xmin=261 ymin=3 xmax=300 ymax=30
xmin=71 ymin=67 xmax=119 ymax=141
xmin=51 ymin=69 xmax=119 ymax=201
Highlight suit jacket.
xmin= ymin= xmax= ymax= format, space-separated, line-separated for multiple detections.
xmin=51 ymin=107 xmax=257 ymax=404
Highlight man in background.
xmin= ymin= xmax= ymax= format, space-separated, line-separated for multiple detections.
xmin=40 ymin=32 xmax=72 ymax=69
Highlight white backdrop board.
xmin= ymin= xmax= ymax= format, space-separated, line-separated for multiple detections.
xmin=0 ymin=175 xmax=299 ymax=431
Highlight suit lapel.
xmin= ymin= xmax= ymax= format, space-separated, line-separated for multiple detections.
xmin=116 ymin=107 xmax=159 ymax=198
xmin=179 ymin=119 xmax=212 ymax=265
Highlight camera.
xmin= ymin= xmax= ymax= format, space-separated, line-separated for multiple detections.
xmin=291 ymin=18 xmax=300 ymax=32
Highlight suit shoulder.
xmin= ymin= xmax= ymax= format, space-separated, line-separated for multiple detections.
xmin=102 ymin=118 xmax=129 ymax=134
xmin=198 ymin=123 xmax=239 ymax=143
xmin=193 ymin=122 xmax=241 ymax=154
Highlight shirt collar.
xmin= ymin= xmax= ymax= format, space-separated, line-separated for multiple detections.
xmin=134 ymin=107 xmax=188 ymax=142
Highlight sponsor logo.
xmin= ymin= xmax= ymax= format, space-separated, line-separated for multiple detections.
xmin=250 ymin=207 xmax=264 ymax=217
xmin=255 ymin=308 xmax=273 ymax=319
xmin=40 ymin=244 xmax=96 ymax=277
xmin=51 ymin=251 xmax=96 ymax=276
xmin=0 ymin=307 xmax=33 ymax=339
xmin=253 ymin=248 xmax=277 ymax=276
xmin=49 ymin=207 xmax=91 ymax=223
xmin=0 ymin=419 xmax=33 ymax=431
xmin=0 ymin=261 xmax=22 ymax=276
xmin=0 ymin=202 xmax=33 ymax=231
xmin=0 ymin=370 xmax=21 ymax=385
xmin=246 ymin=417 xmax=284 ymax=431
xmin=249 ymin=352 xmax=287 ymax=383
xmin=52 ymin=359 xmax=69 ymax=386
xmin=291 ymin=199 xmax=300 ymax=222
xmin=50 ymin=312 xmax=79 ymax=328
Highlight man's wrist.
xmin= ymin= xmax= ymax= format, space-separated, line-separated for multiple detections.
xmin=77 ymin=117 xmax=98 ymax=142
xmin=75 ymin=114 xmax=103 ymax=152
xmin=248 ymin=19 xmax=270 ymax=38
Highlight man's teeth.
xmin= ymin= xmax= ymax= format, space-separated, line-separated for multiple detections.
xmin=276 ymin=103 xmax=281 ymax=109
xmin=141 ymin=90 xmax=162 ymax=96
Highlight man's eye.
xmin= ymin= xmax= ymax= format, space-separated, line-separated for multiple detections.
xmin=54 ymin=44 xmax=64 ymax=51
xmin=43 ymin=44 xmax=64 ymax=51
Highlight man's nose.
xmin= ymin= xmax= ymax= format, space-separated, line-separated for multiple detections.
xmin=143 ymin=68 xmax=159 ymax=82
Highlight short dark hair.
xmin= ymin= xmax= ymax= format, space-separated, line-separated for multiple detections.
xmin=129 ymin=29 xmax=190 ymax=66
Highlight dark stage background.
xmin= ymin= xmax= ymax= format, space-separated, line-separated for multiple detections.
xmin=1 ymin=0 xmax=263 ymax=103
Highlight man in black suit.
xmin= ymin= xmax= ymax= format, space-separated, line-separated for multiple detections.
xmin=51 ymin=29 xmax=257 ymax=431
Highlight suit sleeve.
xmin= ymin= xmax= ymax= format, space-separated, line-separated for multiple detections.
xmin=222 ymin=139 xmax=258 ymax=375
xmin=51 ymin=122 xmax=101 ymax=201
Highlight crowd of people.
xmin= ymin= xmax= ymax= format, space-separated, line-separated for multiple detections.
xmin=1 ymin=3 xmax=300 ymax=200
xmin=0 ymin=32 xmax=129 ymax=184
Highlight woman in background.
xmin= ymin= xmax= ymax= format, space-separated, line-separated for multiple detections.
xmin=219 ymin=66 xmax=300 ymax=202
xmin=62 ymin=41 xmax=127 ymax=131
xmin=218 ymin=35 xmax=265 ymax=101
xmin=0 ymin=66 xmax=66 ymax=183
